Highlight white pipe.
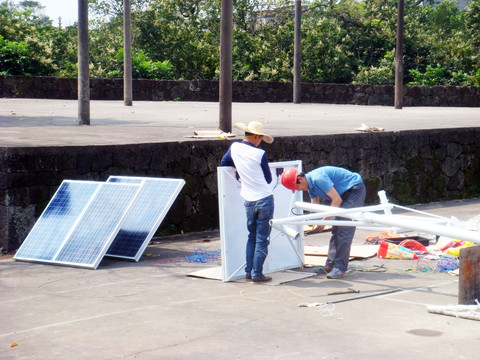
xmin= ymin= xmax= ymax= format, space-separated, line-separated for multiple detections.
xmin=282 ymin=225 xmax=300 ymax=241
xmin=387 ymin=214 xmax=448 ymax=224
xmin=378 ymin=190 xmax=392 ymax=216
xmin=360 ymin=212 xmax=480 ymax=244
xmin=273 ymin=203 xmax=393 ymax=225
xmin=272 ymin=225 xmax=304 ymax=264
xmin=274 ymin=220 xmax=371 ymax=227
xmin=271 ymin=219 xmax=410 ymax=233
xmin=295 ymin=198 xmax=448 ymax=223
xmin=294 ymin=202 xmax=393 ymax=216
xmin=272 ymin=190 xmax=480 ymax=243
xmin=391 ymin=204 xmax=448 ymax=220
xmin=293 ymin=202 xmax=448 ymax=226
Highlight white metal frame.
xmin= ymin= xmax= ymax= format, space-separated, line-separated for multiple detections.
xmin=271 ymin=191 xmax=480 ymax=244
xmin=218 ymin=160 xmax=304 ymax=282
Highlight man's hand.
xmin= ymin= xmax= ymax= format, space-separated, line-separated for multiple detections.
xmin=311 ymin=225 xmax=326 ymax=233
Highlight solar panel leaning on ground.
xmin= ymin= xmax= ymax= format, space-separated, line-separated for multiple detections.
xmin=105 ymin=176 xmax=185 ymax=261
xmin=13 ymin=180 xmax=143 ymax=269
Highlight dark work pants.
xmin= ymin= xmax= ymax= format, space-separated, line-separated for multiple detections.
xmin=325 ymin=183 xmax=366 ymax=272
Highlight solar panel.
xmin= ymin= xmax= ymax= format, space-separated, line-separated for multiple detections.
xmin=14 ymin=180 xmax=142 ymax=269
xmin=105 ymin=176 xmax=185 ymax=261
xmin=218 ymin=161 xmax=304 ymax=281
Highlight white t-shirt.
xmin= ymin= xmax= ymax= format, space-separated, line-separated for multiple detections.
xmin=230 ymin=142 xmax=273 ymax=201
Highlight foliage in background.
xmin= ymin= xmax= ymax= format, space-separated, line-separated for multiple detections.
xmin=107 ymin=48 xmax=174 ymax=79
xmin=0 ymin=35 xmax=44 ymax=75
xmin=0 ymin=0 xmax=479 ymax=85
xmin=301 ymin=4 xmax=352 ymax=83
xmin=353 ymin=50 xmax=395 ymax=85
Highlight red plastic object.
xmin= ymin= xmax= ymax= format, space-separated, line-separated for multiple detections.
xmin=399 ymin=239 xmax=427 ymax=252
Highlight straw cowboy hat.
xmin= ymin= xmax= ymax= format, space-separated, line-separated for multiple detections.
xmin=234 ymin=121 xmax=274 ymax=144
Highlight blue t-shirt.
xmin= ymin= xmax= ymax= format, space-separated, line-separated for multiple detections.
xmin=306 ymin=166 xmax=362 ymax=200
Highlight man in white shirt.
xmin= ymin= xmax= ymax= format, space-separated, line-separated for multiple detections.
xmin=221 ymin=121 xmax=274 ymax=283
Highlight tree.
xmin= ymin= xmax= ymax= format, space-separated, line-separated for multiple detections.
xmin=0 ymin=1 xmax=56 ymax=75
xmin=0 ymin=0 xmax=478 ymax=85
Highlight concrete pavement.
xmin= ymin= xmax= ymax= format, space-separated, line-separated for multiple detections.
xmin=0 ymin=98 xmax=479 ymax=146
xmin=2 ymin=196 xmax=480 ymax=359
xmin=1 ymin=98 xmax=480 ymax=359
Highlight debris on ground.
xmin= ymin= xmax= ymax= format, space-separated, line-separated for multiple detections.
xmin=377 ymin=240 xmax=419 ymax=260
xmin=364 ymin=231 xmax=405 ymax=244
xmin=364 ymin=225 xmax=477 ymax=273
xmin=427 ymin=300 xmax=480 ymax=321
xmin=354 ymin=123 xmax=384 ymax=132
xmin=186 ymin=129 xmax=236 ymax=139
xmin=184 ymin=248 xmax=221 ymax=263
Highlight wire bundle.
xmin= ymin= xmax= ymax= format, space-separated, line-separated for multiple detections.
xmin=185 ymin=248 xmax=221 ymax=263
xmin=435 ymin=256 xmax=459 ymax=272
xmin=414 ymin=256 xmax=459 ymax=273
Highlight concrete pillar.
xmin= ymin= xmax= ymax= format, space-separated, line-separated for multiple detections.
xmin=394 ymin=0 xmax=404 ymax=109
xmin=124 ymin=0 xmax=133 ymax=106
xmin=219 ymin=0 xmax=232 ymax=133
xmin=77 ymin=0 xmax=90 ymax=125
xmin=293 ymin=0 xmax=302 ymax=104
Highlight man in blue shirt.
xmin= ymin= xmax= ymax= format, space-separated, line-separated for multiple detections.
xmin=221 ymin=121 xmax=274 ymax=283
xmin=281 ymin=166 xmax=366 ymax=279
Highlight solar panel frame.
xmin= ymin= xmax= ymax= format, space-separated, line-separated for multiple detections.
xmin=105 ymin=176 xmax=185 ymax=261
xmin=218 ymin=161 xmax=304 ymax=282
xmin=14 ymin=180 xmax=143 ymax=269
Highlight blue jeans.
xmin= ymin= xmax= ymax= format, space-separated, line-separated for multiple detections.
xmin=325 ymin=183 xmax=366 ymax=272
xmin=244 ymin=195 xmax=274 ymax=279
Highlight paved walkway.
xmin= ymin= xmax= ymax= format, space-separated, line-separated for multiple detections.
xmin=1 ymin=98 xmax=480 ymax=359
xmin=2 ymin=198 xmax=480 ymax=359
xmin=0 ymin=98 xmax=479 ymax=146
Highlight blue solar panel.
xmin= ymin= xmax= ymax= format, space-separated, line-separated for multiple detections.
xmin=105 ymin=176 xmax=185 ymax=261
xmin=14 ymin=181 xmax=98 ymax=262
xmin=14 ymin=180 xmax=142 ymax=269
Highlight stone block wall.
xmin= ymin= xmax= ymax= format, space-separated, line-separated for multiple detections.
xmin=2 ymin=127 xmax=480 ymax=252
xmin=1 ymin=75 xmax=479 ymax=106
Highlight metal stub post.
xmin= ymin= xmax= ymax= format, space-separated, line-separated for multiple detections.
xmin=459 ymin=245 xmax=480 ymax=305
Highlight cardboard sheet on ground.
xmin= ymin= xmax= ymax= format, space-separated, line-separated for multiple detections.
xmin=304 ymin=255 xmax=328 ymax=266
xmin=218 ymin=161 xmax=304 ymax=282
xmin=186 ymin=129 xmax=235 ymax=139
xmin=188 ymin=266 xmax=223 ymax=280
xmin=188 ymin=267 xmax=314 ymax=285
xmin=304 ymin=244 xmax=379 ymax=258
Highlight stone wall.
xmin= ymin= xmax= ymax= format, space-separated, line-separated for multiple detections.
xmin=1 ymin=75 xmax=479 ymax=106
xmin=2 ymin=127 xmax=480 ymax=252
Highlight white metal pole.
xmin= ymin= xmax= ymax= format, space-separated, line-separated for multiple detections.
xmin=360 ymin=212 xmax=480 ymax=244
